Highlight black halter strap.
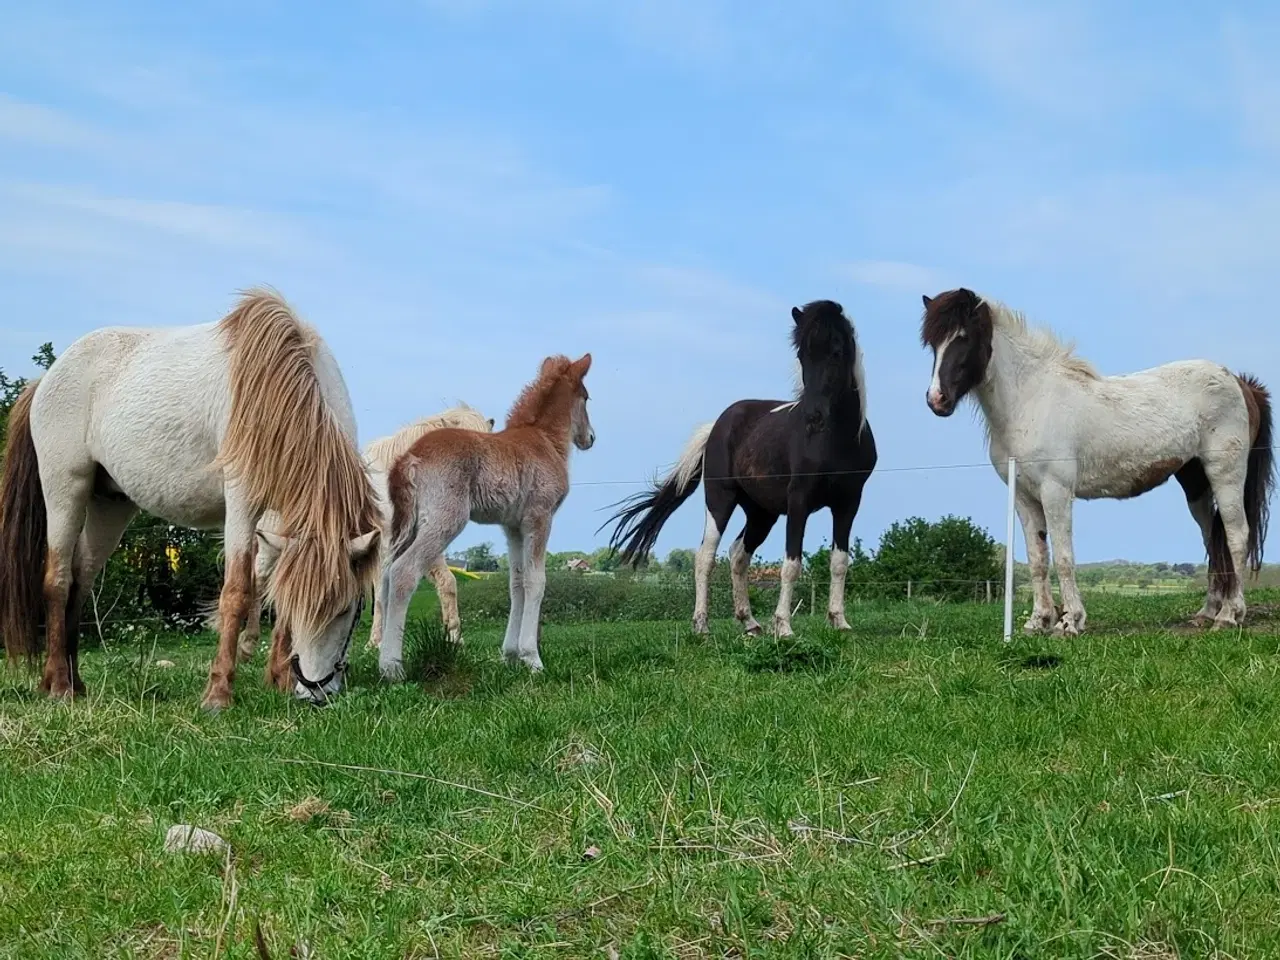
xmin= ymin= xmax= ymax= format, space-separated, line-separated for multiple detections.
xmin=290 ymin=594 xmax=364 ymax=696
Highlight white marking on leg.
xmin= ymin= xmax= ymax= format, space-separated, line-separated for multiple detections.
xmin=729 ymin=536 xmax=762 ymax=634
xmin=692 ymin=508 xmax=723 ymax=634
xmin=827 ymin=547 xmax=851 ymax=630
xmin=772 ymin=557 xmax=801 ymax=637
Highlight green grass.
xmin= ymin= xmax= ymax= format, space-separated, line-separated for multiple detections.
xmin=5 ymin=590 xmax=1280 ymax=958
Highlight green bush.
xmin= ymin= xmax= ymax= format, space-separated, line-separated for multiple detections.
xmin=806 ymin=515 xmax=1002 ymax=604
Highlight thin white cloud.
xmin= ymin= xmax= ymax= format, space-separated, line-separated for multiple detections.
xmin=0 ymin=181 xmax=326 ymax=258
xmin=0 ymin=94 xmax=109 ymax=149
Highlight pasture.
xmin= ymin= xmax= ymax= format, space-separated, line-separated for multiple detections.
xmin=5 ymin=585 xmax=1280 ymax=958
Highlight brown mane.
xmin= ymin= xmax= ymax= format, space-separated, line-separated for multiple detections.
xmin=505 ymin=355 xmax=579 ymax=430
xmin=215 ymin=288 xmax=381 ymax=635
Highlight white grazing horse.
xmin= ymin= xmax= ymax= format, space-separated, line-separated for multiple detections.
xmin=0 ymin=288 xmax=382 ymax=709
xmin=920 ymin=287 xmax=1274 ymax=635
xmin=241 ymin=404 xmax=494 ymax=658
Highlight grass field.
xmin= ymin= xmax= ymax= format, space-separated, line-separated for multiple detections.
xmin=5 ymin=588 xmax=1280 ymax=958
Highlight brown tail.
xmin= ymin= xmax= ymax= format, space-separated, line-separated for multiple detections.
xmin=0 ymin=381 xmax=48 ymax=662
xmin=1209 ymin=374 xmax=1275 ymax=591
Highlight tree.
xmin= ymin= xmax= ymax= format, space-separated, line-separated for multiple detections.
xmin=868 ymin=515 xmax=1001 ymax=602
xmin=1 ymin=342 xmax=56 ymax=451
xmin=589 ymin=546 xmax=624 ymax=573
xmin=665 ymin=548 xmax=695 ymax=577
xmin=464 ymin=542 xmax=500 ymax=572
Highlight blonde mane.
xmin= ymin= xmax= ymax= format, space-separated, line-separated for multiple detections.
xmin=215 ymin=288 xmax=380 ymax=636
xmin=984 ymin=297 xmax=1100 ymax=381
xmin=364 ymin=404 xmax=492 ymax=471
xmin=505 ymin=356 xmax=577 ymax=429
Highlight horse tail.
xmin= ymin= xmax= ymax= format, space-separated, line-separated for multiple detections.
xmin=0 ymin=380 xmax=48 ymax=662
xmin=385 ymin=453 xmax=420 ymax=563
xmin=1239 ymin=374 xmax=1275 ymax=573
xmin=599 ymin=422 xmax=713 ymax=567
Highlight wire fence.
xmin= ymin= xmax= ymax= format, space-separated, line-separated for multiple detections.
xmin=23 ymin=443 xmax=1280 ymax=643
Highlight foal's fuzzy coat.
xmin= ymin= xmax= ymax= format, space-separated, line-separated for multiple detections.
xmin=375 ymin=354 xmax=595 ymax=679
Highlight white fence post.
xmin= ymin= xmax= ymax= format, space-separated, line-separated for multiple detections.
xmin=1003 ymin=456 xmax=1018 ymax=642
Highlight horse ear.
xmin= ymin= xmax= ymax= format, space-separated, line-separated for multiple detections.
xmin=921 ymin=294 xmax=933 ymax=307
xmin=791 ymin=306 xmax=804 ymax=324
xmin=347 ymin=530 xmax=379 ymax=561
xmin=572 ymin=353 xmax=592 ymax=377
xmin=487 ymin=418 xmax=495 ymax=430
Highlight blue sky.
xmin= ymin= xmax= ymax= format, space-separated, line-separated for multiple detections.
xmin=2 ymin=0 xmax=1279 ymax=564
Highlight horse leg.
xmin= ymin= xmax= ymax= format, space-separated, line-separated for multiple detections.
xmin=730 ymin=509 xmax=776 ymax=636
xmin=501 ymin=526 xmax=526 ymax=665
xmin=366 ymin=539 xmax=387 ymax=649
xmin=39 ymin=475 xmax=92 ymax=700
xmin=1204 ymin=461 xmax=1250 ymax=629
xmin=377 ymin=545 xmax=428 ymax=682
xmin=827 ymin=494 xmax=863 ymax=631
xmin=266 ymin=624 xmax=293 ymax=691
xmin=514 ymin=515 xmax=551 ymax=672
xmin=1175 ymin=461 xmax=1223 ymax=626
xmin=429 ymin=554 xmax=463 ymax=645
xmin=237 ymin=535 xmax=274 ymax=662
xmin=692 ymin=489 xmax=734 ymax=635
xmin=771 ymin=499 xmax=809 ymax=638
xmin=1040 ymin=483 xmax=1086 ymax=636
xmin=1016 ymin=493 xmax=1057 ymax=633
xmin=201 ymin=501 xmax=255 ymax=712
xmin=68 ymin=497 xmax=139 ymax=693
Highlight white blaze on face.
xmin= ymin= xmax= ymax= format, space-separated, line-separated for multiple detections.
xmin=928 ymin=331 xmax=960 ymax=410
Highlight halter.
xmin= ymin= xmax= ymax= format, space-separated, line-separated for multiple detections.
xmin=289 ymin=593 xmax=364 ymax=699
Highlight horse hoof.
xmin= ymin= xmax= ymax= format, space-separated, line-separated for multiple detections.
xmin=200 ymin=693 xmax=230 ymax=714
xmin=522 ymin=658 xmax=545 ymax=673
xmin=742 ymin=622 xmax=763 ymax=637
xmin=826 ymin=615 xmax=852 ymax=631
xmin=380 ymin=661 xmax=406 ymax=683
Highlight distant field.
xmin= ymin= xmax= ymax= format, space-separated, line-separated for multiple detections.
xmin=4 ymin=589 xmax=1280 ymax=958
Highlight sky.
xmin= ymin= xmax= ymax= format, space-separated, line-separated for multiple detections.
xmin=2 ymin=0 xmax=1279 ymax=565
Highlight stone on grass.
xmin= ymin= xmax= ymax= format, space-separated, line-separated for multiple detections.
xmin=164 ymin=825 xmax=228 ymax=856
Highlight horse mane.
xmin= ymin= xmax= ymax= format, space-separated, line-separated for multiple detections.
xmin=505 ymin=356 xmax=577 ymax=429
xmin=983 ymin=297 xmax=1100 ymax=382
xmin=789 ymin=300 xmax=867 ymax=434
xmin=364 ymin=403 xmax=491 ymax=470
xmin=214 ymin=287 xmax=380 ymax=635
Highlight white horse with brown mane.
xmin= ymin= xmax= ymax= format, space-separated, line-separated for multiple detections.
xmin=376 ymin=354 xmax=595 ymax=680
xmin=0 ymin=288 xmax=382 ymax=709
xmin=920 ymin=287 xmax=1275 ymax=635
xmin=241 ymin=403 xmax=494 ymax=658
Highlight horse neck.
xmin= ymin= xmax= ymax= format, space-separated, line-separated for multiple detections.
xmin=801 ymin=374 xmax=862 ymax=429
xmin=515 ymin=412 xmax=574 ymax=462
xmin=973 ymin=326 xmax=1048 ymax=440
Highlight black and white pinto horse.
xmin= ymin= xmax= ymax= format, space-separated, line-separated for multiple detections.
xmin=603 ymin=300 xmax=876 ymax=637
xmin=921 ymin=287 xmax=1275 ymax=635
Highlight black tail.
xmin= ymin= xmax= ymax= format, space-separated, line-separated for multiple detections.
xmin=1209 ymin=374 xmax=1275 ymax=592
xmin=1241 ymin=374 xmax=1274 ymax=573
xmin=0 ymin=380 xmax=48 ymax=663
xmin=598 ymin=424 xmax=712 ymax=568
